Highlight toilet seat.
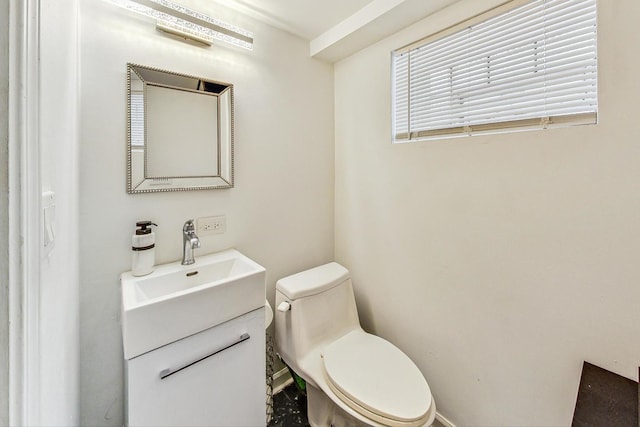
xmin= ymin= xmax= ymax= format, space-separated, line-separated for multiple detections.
xmin=321 ymin=330 xmax=433 ymax=427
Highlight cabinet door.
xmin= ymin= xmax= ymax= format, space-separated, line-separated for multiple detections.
xmin=126 ymin=308 xmax=266 ymax=426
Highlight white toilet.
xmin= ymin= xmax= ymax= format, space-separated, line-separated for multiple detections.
xmin=275 ymin=262 xmax=436 ymax=427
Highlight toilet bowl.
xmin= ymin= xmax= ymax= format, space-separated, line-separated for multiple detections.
xmin=275 ymin=262 xmax=436 ymax=427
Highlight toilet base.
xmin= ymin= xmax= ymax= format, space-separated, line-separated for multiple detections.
xmin=307 ymin=384 xmax=367 ymax=427
xmin=306 ymin=383 xmax=436 ymax=427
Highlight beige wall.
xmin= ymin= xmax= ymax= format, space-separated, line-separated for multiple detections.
xmin=0 ymin=0 xmax=9 ymax=424
xmin=79 ymin=1 xmax=335 ymax=425
xmin=36 ymin=0 xmax=80 ymax=426
xmin=39 ymin=0 xmax=81 ymax=424
xmin=335 ymin=0 xmax=640 ymax=425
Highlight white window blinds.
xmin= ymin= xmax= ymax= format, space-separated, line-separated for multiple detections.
xmin=392 ymin=0 xmax=597 ymax=142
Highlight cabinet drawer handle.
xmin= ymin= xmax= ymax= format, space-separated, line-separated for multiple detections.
xmin=159 ymin=333 xmax=250 ymax=380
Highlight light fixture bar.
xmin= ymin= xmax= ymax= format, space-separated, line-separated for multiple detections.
xmin=156 ymin=20 xmax=212 ymax=46
xmin=109 ymin=0 xmax=253 ymax=50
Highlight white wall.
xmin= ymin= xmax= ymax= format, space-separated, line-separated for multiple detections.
xmin=78 ymin=1 xmax=335 ymax=425
xmin=335 ymin=0 xmax=640 ymax=425
xmin=0 ymin=0 xmax=9 ymax=424
xmin=39 ymin=0 xmax=81 ymax=424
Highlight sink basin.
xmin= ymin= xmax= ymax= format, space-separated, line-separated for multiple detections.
xmin=121 ymin=249 xmax=266 ymax=359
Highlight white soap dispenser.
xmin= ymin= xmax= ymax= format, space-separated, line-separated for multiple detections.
xmin=131 ymin=221 xmax=157 ymax=277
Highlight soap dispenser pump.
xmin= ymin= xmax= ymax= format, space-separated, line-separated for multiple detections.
xmin=131 ymin=221 xmax=157 ymax=277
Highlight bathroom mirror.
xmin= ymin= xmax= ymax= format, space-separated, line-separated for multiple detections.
xmin=127 ymin=63 xmax=234 ymax=193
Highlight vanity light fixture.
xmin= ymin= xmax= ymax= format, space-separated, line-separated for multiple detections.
xmin=108 ymin=0 xmax=253 ymax=50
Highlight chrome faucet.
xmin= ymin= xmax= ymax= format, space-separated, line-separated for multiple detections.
xmin=182 ymin=219 xmax=201 ymax=265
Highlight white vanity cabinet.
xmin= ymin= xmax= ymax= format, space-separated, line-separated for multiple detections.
xmin=125 ymin=307 xmax=266 ymax=427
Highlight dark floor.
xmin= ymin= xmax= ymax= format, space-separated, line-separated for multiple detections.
xmin=268 ymin=383 xmax=310 ymax=427
xmin=572 ymin=362 xmax=638 ymax=427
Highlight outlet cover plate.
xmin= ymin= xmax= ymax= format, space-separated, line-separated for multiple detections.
xmin=196 ymin=215 xmax=226 ymax=236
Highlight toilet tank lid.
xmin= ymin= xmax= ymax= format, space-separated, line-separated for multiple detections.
xmin=276 ymin=262 xmax=350 ymax=300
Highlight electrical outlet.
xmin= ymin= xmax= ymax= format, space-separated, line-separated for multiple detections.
xmin=196 ymin=215 xmax=226 ymax=236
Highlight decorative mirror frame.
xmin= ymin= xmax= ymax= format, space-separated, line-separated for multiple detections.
xmin=126 ymin=63 xmax=234 ymax=193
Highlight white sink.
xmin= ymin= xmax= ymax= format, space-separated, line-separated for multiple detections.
xmin=121 ymin=249 xmax=266 ymax=359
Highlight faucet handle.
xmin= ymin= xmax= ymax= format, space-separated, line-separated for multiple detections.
xmin=183 ymin=219 xmax=196 ymax=232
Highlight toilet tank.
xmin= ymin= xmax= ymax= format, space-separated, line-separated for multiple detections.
xmin=275 ymin=263 xmax=360 ymax=373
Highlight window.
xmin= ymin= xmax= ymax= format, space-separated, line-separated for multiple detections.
xmin=392 ymin=0 xmax=597 ymax=142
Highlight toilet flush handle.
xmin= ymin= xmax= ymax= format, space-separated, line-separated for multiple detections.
xmin=277 ymin=301 xmax=291 ymax=312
